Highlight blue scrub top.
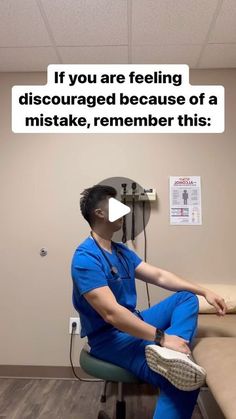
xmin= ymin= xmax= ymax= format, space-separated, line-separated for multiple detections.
xmin=71 ymin=236 xmax=142 ymax=338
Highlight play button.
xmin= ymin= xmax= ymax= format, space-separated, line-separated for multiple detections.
xmin=99 ymin=176 xmax=151 ymax=241
xmin=108 ymin=197 xmax=130 ymax=222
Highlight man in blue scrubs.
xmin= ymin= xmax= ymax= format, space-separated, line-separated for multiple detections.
xmin=71 ymin=185 xmax=227 ymax=419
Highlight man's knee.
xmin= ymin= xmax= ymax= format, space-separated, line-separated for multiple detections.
xmin=177 ymin=290 xmax=199 ymax=311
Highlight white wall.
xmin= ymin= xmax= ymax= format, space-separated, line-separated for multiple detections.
xmin=0 ymin=69 xmax=235 ymax=366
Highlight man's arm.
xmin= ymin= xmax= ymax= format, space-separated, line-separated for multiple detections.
xmin=135 ymin=262 xmax=207 ymax=295
xmin=135 ymin=261 xmax=227 ymax=315
xmin=84 ymin=285 xmax=156 ymax=341
xmin=84 ymin=285 xmax=191 ymax=353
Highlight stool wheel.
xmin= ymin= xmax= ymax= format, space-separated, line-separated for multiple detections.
xmin=98 ymin=410 xmax=111 ymax=419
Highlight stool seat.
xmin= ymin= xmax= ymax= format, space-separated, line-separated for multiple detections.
xmin=80 ymin=347 xmax=141 ymax=383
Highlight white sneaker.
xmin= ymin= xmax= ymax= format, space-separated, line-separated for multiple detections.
xmin=145 ymin=345 xmax=206 ymax=391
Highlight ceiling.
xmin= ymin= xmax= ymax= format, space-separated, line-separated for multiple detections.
xmin=0 ymin=0 xmax=236 ymax=72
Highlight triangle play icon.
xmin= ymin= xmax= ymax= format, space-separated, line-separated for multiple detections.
xmin=108 ymin=197 xmax=130 ymax=222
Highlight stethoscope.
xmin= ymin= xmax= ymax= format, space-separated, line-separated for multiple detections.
xmin=90 ymin=231 xmax=130 ymax=278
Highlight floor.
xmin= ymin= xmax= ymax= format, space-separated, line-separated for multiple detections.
xmin=0 ymin=378 xmax=203 ymax=419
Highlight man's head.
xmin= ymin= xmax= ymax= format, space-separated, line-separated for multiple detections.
xmin=80 ymin=184 xmax=123 ymax=232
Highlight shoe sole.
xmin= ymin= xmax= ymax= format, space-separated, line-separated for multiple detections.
xmin=145 ymin=345 xmax=206 ymax=391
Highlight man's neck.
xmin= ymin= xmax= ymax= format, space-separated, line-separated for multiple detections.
xmin=91 ymin=228 xmax=113 ymax=252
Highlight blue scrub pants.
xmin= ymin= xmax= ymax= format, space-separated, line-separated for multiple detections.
xmin=88 ymin=291 xmax=200 ymax=419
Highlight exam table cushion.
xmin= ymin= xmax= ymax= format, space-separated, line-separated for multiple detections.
xmin=197 ymin=313 xmax=236 ymax=337
xmin=192 ymin=338 xmax=236 ymax=419
xmin=197 ymin=284 xmax=236 ymax=313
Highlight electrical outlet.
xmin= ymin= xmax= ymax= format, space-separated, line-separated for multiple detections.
xmin=69 ymin=317 xmax=80 ymax=335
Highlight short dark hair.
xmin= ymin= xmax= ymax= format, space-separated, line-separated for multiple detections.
xmin=80 ymin=184 xmax=117 ymax=226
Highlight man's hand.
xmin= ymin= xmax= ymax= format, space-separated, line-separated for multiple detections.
xmin=161 ymin=334 xmax=191 ymax=354
xmin=204 ymin=289 xmax=227 ymax=316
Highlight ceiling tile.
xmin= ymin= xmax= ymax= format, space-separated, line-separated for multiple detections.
xmin=0 ymin=47 xmax=59 ymax=72
xmin=133 ymin=44 xmax=202 ymax=68
xmin=0 ymin=0 xmax=51 ymax=47
xmin=132 ymin=0 xmax=218 ymax=45
xmin=209 ymin=0 xmax=236 ymax=43
xmin=59 ymin=46 xmax=128 ymax=64
xmin=41 ymin=0 xmax=128 ymax=46
xmin=198 ymin=44 xmax=236 ymax=68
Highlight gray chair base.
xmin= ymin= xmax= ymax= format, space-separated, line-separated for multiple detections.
xmin=80 ymin=345 xmax=142 ymax=419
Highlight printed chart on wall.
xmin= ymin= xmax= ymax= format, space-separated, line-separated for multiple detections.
xmin=169 ymin=176 xmax=202 ymax=225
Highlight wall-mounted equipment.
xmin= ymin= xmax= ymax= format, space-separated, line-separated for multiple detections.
xmin=121 ymin=187 xmax=157 ymax=202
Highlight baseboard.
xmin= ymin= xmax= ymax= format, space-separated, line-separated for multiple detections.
xmin=0 ymin=365 xmax=92 ymax=380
